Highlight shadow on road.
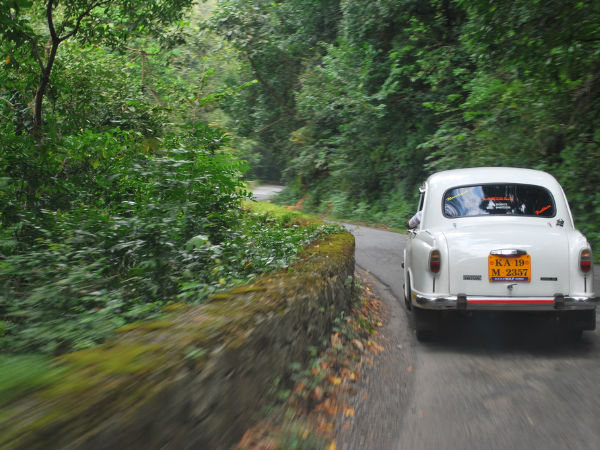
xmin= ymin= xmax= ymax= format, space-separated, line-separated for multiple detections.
xmin=413 ymin=311 xmax=597 ymax=357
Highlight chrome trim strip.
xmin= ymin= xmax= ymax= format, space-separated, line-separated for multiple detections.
xmin=414 ymin=294 xmax=598 ymax=311
xmin=490 ymin=249 xmax=527 ymax=256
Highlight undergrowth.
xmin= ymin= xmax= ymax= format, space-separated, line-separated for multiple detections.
xmin=274 ymin=184 xmax=412 ymax=232
xmin=0 ymin=203 xmax=340 ymax=356
xmin=0 ymin=125 xmax=341 ymax=356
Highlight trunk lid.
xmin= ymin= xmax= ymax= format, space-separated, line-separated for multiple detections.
xmin=443 ymin=223 xmax=569 ymax=297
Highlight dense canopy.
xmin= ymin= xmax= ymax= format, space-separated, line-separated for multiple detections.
xmin=211 ymin=0 xmax=599 ymax=250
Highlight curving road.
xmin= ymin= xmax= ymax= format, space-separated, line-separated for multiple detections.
xmin=338 ymin=224 xmax=600 ymax=450
xmin=251 ymin=186 xmax=600 ymax=450
xmin=251 ymin=184 xmax=284 ymax=201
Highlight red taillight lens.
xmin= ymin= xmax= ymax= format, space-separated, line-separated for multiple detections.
xmin=429 ymin=249 xmax=441 ymax=273
xmin=580 ymin=249 xmax=592 ymax=273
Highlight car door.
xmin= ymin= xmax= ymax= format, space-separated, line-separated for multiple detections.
xmin=404 ymin=187 xmax=425 ymax=297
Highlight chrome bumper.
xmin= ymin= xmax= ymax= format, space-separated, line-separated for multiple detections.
xmin=414 ymin=294 xmax=599 ymax=311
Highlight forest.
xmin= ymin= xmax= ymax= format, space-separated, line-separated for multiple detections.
xmin=1 ymin=0 xmax=599 ymax=358
xmin=212 ymin=0 xmax=599 ymax=236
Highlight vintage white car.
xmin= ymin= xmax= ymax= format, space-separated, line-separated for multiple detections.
xmin=403 ymin=167 xmax=597 ymax=341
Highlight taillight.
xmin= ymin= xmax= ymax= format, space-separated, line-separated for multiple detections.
xmin=429 ymin=249 xmax=441 ymax=273
xmin=580 ymin=248 xmax=592 ymax=273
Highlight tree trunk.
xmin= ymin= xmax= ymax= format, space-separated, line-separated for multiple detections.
xmin=32 ymin=40 xmax=59 ymax=133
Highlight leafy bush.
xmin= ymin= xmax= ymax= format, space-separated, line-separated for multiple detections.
xmin=0 ymin=207 xmax=339 ymax=355
xmin=0 ymin=124 xmax=339 ymax=355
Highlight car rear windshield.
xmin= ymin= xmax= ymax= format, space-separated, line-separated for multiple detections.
xmin=443 ymin=184 xmax=556 ymax=218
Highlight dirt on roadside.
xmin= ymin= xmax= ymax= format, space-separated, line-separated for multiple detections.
xmin=332 ymin=267 xmax=415 ymax=450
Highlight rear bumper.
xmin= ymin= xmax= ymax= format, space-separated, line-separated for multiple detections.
xmin=414 ymin=294 xmax=598 ymax=311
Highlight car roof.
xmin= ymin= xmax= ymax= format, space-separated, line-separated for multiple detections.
xmin=424 ymin=167 xmax=561 ymax=191
xmin=420 ymin=167 xmax=573 ymax=229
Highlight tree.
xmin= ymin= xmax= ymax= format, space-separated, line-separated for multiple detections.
xmin=1 ymin=0 xmax=194 ymax=133
xmin=209 ymin=0 xmax=341 ymax=180
xmin=286 ymin=0 xmax=469 ymax=218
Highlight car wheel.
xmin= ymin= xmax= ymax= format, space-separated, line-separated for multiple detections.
xmin=559 ymin=310 xmax=595 ymax=342
xmin=404 ymin=274 xmax=412 ymax=311
xmin=560 ymin=309 xmax=596 ymax=331
xmin=416 ymin=328 xmax=434 ymax=342
xmin=414 ymin=307 xmax=438 ymax=342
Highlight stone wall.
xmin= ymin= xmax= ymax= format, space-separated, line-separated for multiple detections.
xmin=0 ymin=232 xmax=355 ymax=450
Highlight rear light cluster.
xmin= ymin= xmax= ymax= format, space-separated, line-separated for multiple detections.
xmin=429 ymin=249 xmax=441 ymax=273
xmin=580 ymin=248 xmax=592 ymax=273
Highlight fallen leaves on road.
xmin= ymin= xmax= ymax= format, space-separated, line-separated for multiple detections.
xmin=234 ymin=274 xmax=386 ymax=449
xmin=315 ymin=398 xmax=339 ymax=416
xmin=329 ymin=375 xmax=343 ymax=386
xmin=352 ymin=339 xmax=364 ymax=352
xmin=367 ymin=340 xmax=385 ymax=354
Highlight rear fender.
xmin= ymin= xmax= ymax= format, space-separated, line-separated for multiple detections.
xmin=410 ymin=231 xmax=450 ymax=297
xmin=568 ymin=231 xmax=595 ymax=297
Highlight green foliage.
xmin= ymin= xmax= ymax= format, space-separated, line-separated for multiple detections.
xmin=208 ymin=0 xmax=342 ymax=180
xmin=0 ymin=1 xmax=345 ymax=357
xmin=0 ymin=126 xmax=231 ymax=353
xmin=0 ymin=0 xmax=195 ymax=131
xmin=48 ymin=44 xmax=165 ymax=133
xmin=210 ymin=0 xmax=600 ymax=256
xmin=0 ymin=122 xmax=341 ymax=355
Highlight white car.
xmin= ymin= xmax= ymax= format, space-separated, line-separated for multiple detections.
xmin=403 ymin=167 xmax=597 ymax=341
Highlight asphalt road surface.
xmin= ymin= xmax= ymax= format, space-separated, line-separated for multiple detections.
xmin=337 ymin=224 xmax=600 ymax=450
xmin=251 ymin=184 xmax=284 ymax=201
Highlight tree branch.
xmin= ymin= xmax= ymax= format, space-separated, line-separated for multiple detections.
xmin=256 ymin=116 xmax=285 ymax=133
xmin=59 ymin=0 xmax=109 ymax=42
xmin=46 ymin=0 xmax=58 ymax=41
xmin=21 ymin=31 xmax=45 ymax=72
xmin=0 ymin=97 xmax=15 ymax=107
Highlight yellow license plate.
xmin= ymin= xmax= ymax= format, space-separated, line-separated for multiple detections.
xmin=488 ymin=254 xmax=531 ymax=282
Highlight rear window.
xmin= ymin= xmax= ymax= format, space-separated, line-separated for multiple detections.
xmin=443 ymin=184 xmax=556 ymax=218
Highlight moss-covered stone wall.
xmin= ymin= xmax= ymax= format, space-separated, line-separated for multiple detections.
xmin=0 ymin=232 xmax=355 ymax=450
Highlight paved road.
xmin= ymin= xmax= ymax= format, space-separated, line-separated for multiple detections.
xmin=251 ymin=184 xmax=284 ymax=201
xmin=337 ymin=224 xmax=600 ymax=450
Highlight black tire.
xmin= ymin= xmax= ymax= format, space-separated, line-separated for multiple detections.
xmin=414 ymin=307 xmax=439 ymax=342
xmin=416 ymin=328 xmax=434 ymax=342
xmin=566 ymin=329 xmax=583 ymax=342
xmin=404 ymin=274 xmax=412 ymax=311
xmin=560 ymin=309 xmax=596 ymax=331
xmin=558 ymin=310 xmax=595 ymax=342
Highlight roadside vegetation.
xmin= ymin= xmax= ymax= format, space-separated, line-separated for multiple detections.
xmin=0 ymin=1 xmax=339 ymax=359
xmin=208 ymin=0 xmax=600 ymax=256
